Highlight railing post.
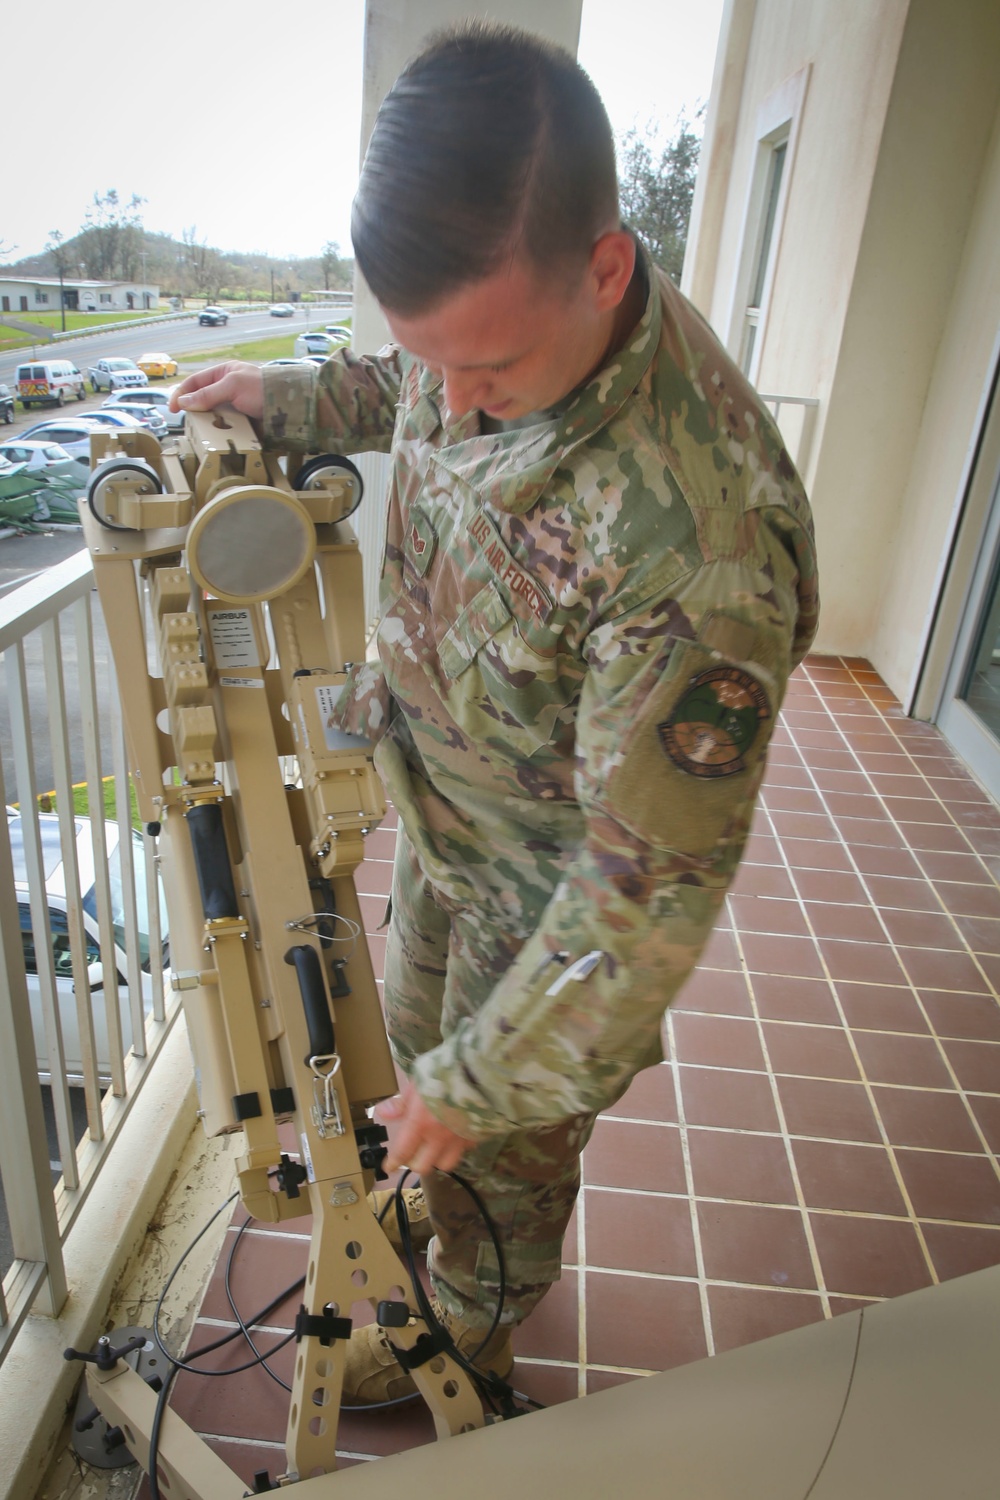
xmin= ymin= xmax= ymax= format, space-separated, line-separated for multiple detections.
xmin=0 ymin=762 xmax=67 ymax=1323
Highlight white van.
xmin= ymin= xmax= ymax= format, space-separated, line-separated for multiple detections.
xmin=16 ymin=360 xmax=87 ymax=410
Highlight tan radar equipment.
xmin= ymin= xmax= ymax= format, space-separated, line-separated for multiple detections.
xmin=68 ymin=409 xmax=490 ymax=1491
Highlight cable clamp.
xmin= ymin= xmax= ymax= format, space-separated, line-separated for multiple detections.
xmin=294 ymin=1306 xmax=353 ymax=1346
xmin=390 ymin=1324 xmax=452 ymax=1372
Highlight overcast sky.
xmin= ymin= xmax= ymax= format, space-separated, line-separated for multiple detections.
xmin=3 ymin=0 xmax=723 ymax=265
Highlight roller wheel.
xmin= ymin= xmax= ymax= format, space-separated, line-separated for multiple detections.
xmin=87 ymin=458 xmax=163 ymax=531
xmin=291 ymin=453 xmax=364 ymax=519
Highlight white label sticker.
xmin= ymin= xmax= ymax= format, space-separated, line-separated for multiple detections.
xmin=300 ymin=1133 xmax=316 ymax=1184
xmin=219 ymin=675 xmax=263 ymax=689
xmin=207 ymin=608 xmax=259 ymax=669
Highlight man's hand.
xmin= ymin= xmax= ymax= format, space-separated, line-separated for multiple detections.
xmin=377 ymin=1080 xmax=475 ymax=1174
xmin=170 ymin=360 xmax=264 ymax=419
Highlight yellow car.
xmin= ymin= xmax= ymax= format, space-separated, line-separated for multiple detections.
xmin=136 ymin=352 xmax=178 ymax=380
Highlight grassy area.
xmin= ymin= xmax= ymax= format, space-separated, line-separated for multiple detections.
xmin=32 ymin=777 xmax=141 ymax=829
xmin=0 ymin=307 xmax=178 ymax=354
xmin=177 ymin=332 xmax=299 ymax=365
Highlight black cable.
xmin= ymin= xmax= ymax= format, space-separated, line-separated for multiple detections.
xmin=382 ymin=1170 xmax=543 ymax=1417
xmin=224 ymin=1214 xmax=292 ymax=1393
xmin=143 ymin=1159 xmax=542 ymax=1495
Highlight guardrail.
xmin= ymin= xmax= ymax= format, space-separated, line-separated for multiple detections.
xmin=758 ymin=393 xmax=820 ymax=477
xmin=0 ymin=551 xmax=179 ymax=1366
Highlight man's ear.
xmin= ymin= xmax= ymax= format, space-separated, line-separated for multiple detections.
xmin=590 ymin=230 xmax=638 ymax=311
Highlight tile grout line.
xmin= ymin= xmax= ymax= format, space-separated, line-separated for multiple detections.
xmin=789 ymin=664 xmax=1000 ymax=1187
xmin=577 ymin=1119 xmax=589 ymax=1397
xmin=723 ymin=885 xmax=832 ymax=1317
xmin=663 ymin=1009 xmax=714 ymax=1357
xmin=750 ymin=779 xmax=941 ymax=1286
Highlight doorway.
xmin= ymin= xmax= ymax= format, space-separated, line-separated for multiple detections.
xmin=935 ymin=361 xmax=1000 ymax=797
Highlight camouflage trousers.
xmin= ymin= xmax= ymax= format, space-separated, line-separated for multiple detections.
xmin=383 ymin=822 xmax=607 ymax=1330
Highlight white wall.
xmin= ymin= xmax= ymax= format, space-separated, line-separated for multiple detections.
xmin=804 ymin=0 xmax=1000 ymax=678
xmin=874 ymin=104 xmax=1000 ymax=710
xmin=683 ymin=0 xmax=1000 ymax=702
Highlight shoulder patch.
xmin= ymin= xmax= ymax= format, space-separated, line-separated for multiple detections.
xmin=658 ymin=666 xmax=770 ymax=778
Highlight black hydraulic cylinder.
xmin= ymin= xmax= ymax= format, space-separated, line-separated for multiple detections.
xmin=284 ymin=944 xmax=336 ymax=1061
xmin=184 ymin=802 xmax=240 ymax=922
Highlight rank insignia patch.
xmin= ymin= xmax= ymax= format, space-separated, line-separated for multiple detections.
xmin=406 ymin=509 xmax=437 ymax=576
xmin=658 ymin=667 xmax=770 ymax=778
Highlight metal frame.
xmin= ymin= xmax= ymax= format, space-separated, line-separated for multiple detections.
xmin=77 ymin=409 xmax=487 ymax=1488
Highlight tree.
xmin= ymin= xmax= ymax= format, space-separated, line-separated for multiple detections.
xmin=78 ymin=190 xmax=147 ymax=280
xmin=46 ymin=230 xmax=72 ymax=330
xmin=182 ymin=226 xmax=225 ymax=300
xmin=320 ymin=240 xmax=344 ymax=291
xmin=618 ymin=115 xmax=702 ymax=285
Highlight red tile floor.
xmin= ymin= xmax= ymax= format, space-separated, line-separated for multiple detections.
xmin=159 ymin=656 xmax=1000 ymax=1487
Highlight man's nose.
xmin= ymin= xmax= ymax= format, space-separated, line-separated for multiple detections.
xmin=441 ymin=369 xmax=490 ymax=418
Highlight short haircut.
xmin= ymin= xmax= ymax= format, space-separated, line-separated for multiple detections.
xmin=351 ymin=20 xmax=619 ymax=314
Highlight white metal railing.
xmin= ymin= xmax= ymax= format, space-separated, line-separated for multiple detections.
xmin=759 ymin=393 xmax=820 ymax=478
xmin=0 ymin=550 xmax=179 ymax=1366
xmin=350 ymin=451 xmax=392 ymax=634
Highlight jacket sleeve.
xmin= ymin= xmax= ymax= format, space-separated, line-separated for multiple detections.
xmin=408 ymin=542 xmax=810 ymax=1141
xmin=261 ymin=344 xmax=405 ymax=454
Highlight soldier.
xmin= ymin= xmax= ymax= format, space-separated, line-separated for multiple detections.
xmin=173 ymin=21 xmax=818 ymax=1405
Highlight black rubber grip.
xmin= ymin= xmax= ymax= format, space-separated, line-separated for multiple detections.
xmin=284 ymin=944 xmax=335 ymax=1061
xmin=184 ymin=803 xmax=240 ymax=921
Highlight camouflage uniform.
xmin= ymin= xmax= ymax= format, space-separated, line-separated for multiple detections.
xmin=262 ymin=255 xmax=819 ymax=1327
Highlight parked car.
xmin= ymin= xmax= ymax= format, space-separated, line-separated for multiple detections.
xmin=324 ymin=324 xmax=352 ymax=341
xmin=269 ymin=303 xmax=295 ymax=318
xmin=0 ymin=383 xmax=14 ymax=423
xmin=88 ymin=358 xmax=149 ymax=393
xmin=15 ymin=360 xmax=87 ymax=408
xmin=104 ymin=387 xmax=184 ymax=433
xmin=0 ymin=440 xmax=76 ymax=472
xmin=199 ymin=306 xmax=229 ymax=326
xmin=293 ymin=330 xmax=346 ymax=357
xmin=83 ymin=407 xmax=167 ymax=440
xmin=136 ymin=351 xmax=178 ymax=380
xmin=8 ymin=808 xmax=168 ymax=1083
xmin=19 ymin=417 xmax=125 ymax=461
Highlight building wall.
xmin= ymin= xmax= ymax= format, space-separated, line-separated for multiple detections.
xmin=685 ymin=0 xmax=908 ymax=446
xmin=875 ymin=103 xmax=1000 ymax=710
xmin=684 ymin=0 xmax=1000 ymax=703
xmin=0 ymin=279 xmax=158 ymax=314
xmin=806 ymin=0 xmax=1000 ymax=684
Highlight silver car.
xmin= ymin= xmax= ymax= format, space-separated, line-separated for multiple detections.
xmin=104 ymin=387 xmax=184 ymax=433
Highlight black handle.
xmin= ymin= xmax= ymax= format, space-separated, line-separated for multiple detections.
xmin=284 ymin=944 xmax=335 ymax=1062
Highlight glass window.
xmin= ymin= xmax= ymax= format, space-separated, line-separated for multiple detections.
xmin=18 ymin=902 xmax=100 ymax=976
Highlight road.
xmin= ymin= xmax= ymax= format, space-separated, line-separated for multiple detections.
xmin=0 ymin=302 xmax=335 ymax=388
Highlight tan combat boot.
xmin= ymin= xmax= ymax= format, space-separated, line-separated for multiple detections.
xmin=341 ymin=1302 xmax=514 ymax=1407
xmin=367 ymin=1183 xmax=434 ymax=1255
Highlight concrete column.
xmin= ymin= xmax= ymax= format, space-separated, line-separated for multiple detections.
xmin=352 ymin=0 xmax=584 ymax=352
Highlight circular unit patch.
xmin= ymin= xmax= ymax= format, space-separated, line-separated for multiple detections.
xmin=658 ymin=666 xmax=770 ymax=778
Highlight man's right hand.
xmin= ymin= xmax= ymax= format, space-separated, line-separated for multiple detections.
xmin=170 ymin=361 xmax=264 ymax=420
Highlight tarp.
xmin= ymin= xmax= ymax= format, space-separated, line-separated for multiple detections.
xmin=0 ymin=461 xmax=87 ymax=533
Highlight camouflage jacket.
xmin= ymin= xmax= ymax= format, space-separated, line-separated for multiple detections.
xmin=262 ymin=261 xmax=819 ymax=1141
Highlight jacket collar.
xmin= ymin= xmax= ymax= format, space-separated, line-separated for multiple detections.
xmin=414 ymin=247 xmax=662 ymax=515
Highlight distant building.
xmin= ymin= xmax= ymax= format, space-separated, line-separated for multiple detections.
xmin=0 ymin=276 xmax=159 ymax=316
